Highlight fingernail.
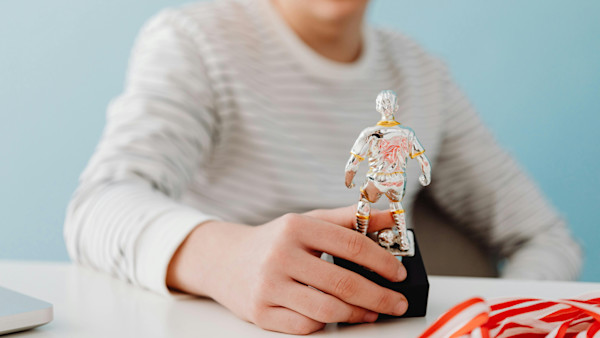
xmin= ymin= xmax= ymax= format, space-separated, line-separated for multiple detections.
xmin=363 ymin=311 xmax=378 ymax=322
xmin=397 ymin=263 xmax=407 ymax=282
xmin=394 ymin=299 xmax=408 ymax=316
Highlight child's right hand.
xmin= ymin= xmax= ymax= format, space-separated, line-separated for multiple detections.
xmin=166 ymin=206 xmax=408 ymax=335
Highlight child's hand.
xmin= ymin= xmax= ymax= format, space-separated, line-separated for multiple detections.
xmin=167 ymin=206 xmax=407 ymax=335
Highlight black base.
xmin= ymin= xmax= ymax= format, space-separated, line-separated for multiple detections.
xmin=333 ymin=229 xmax=429 ymax=318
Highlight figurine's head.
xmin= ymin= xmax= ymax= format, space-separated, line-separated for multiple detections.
xmin=375 ymin=90 xmax=399 ymax=120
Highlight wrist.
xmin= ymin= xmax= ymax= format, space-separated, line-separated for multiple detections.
xmin=166 ymin=220 xmax=253 ymax=297
xmin=165 ymin=222 xmax=206 ymax=295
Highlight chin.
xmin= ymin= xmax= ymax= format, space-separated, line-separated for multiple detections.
xmin=308 ymin=0 xmax=370 ymax=22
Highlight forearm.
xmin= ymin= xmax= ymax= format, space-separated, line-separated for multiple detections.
xmin=415 ymin=154 xmax=431 ymax=185
xmin=345 ymin=170 xmax=357 ymax=188
xmin=64 ymin=180 xmax=214 ymax=294
xmin=501 ymin=220 xmax=582 ymax=280
xmin=417 ymin=156 xmax=430 ymax=174
xmin=345 ymin=154 xmax=362 ymax=173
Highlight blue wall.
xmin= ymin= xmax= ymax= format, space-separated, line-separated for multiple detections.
xmin=1 ymin=1 xmax=598 ymax=280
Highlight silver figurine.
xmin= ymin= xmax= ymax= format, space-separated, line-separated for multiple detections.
xmin=345 ymin=90 xmax=432 ymax=256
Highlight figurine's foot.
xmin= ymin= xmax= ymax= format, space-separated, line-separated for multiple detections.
xmin=377 ymin=229 xmax=415 ymax=257
xmin=399 ymin=238 xmax=411 ymax=252
xmin=395 ymin=231 xmax=415 ymax=257
xmin=378 ymin=229 xmax=396 ymax=248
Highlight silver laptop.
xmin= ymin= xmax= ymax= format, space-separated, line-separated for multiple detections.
xmin=0 ymin=286 xmax=53 ymax=335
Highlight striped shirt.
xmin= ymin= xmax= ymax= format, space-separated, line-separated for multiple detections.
xmin=64 ymin=0 xmax=582 ymax=295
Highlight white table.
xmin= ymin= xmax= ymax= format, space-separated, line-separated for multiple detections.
xmin=1 ymin=261 xmax=598 ymax=337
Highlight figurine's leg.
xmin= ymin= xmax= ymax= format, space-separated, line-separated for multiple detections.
xmin=389 ymin=199 xmax=410 ymax=251
xmin=356 ymin=195 xmax=371 ymax=236
xmin=385 ymin=178 xmax=409 ymax=251
xmin=356 ymin=180 xmax=382 ymax=235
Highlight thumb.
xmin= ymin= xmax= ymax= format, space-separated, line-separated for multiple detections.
xmin=304 ymin=205 xmax=396 ymax=233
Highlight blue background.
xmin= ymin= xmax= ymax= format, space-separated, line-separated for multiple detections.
xmin=1 ymin=1 xmax=598 ymax=280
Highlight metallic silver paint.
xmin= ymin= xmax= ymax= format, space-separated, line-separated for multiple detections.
xmin=345 ymin=90 xmax=432 ymax=256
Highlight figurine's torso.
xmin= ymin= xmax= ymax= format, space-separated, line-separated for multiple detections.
xmin=362 ymin=126 xmax=415 ymax=177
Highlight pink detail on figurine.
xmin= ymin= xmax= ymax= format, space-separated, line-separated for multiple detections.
xmin=381 ymin=181 xmax=404 ymax=187
xmin=379 ymin=136 xmax=409 ymax=165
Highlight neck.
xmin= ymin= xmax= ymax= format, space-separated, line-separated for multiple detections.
xmin=377 ymin=119 xmax=400 ymax=127
xmin=271 ymin=1 xmax=365 ymax=63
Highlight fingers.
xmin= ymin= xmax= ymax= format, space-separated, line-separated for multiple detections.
xmin=297 ymin=216 xmax=406 ymax=282
xmin=252 ymin=306 xmax=325 ymax=335
xmin=274 ymin=281 xmax=379 ymax=324
xmin=305 ymin=205 xmax=395 ymax=232
xmin=288 ymin=252 xmax=408 ymax=317
xmin=265 ymin=212 xmax=407 ymax=329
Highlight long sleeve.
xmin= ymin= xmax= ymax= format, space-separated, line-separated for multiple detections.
xmin=429 ymin=68 xmax=583 ymax=280
xmin=64 ymin=9 xmax=220 ymax=295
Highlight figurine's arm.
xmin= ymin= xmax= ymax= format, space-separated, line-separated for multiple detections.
xmin=410 ymin=135 xmax=431 ymax=186
xmin=344 ymin=130 xmax=370 ymax=188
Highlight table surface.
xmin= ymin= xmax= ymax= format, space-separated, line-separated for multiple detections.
xmin=1 ymin=260 xmax=599 ymax=337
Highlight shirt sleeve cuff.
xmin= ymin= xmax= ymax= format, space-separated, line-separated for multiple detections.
xmin=134 ymin=205 xmax=220 ymax=296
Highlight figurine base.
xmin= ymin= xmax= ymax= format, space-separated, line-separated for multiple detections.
xmin=333 ymin=229 xmax=429 ymax=318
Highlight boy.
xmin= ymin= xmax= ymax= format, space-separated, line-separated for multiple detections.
xmin=65 ymin=0 xmax=582 ymax=334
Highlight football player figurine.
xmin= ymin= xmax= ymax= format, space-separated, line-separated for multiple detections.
xmin=345 ymin=90 xmax=432 ymax=256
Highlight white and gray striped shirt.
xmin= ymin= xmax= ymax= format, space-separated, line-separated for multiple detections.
xmin=64 ymin=0 xmax=582 ymax=295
